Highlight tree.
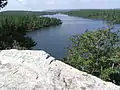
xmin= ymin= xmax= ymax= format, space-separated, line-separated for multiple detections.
xmin=64 ymin=28 xmax=120 ymax=85
xmin=0 ymin=0 xmax=7 ymax=8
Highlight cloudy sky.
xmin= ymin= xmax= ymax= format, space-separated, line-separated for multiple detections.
xmin=2 ymin=0 xmax=120 ymax=11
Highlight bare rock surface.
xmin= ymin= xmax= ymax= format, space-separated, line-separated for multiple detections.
xmin=0 ymin=49 xmax=119 ymax=90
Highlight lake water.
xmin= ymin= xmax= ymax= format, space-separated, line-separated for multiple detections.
xmin=27 ymin=14 xmax=120 ymax=59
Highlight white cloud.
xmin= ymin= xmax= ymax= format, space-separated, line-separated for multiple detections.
xmin=46 ymin=0 xmax=55 ymax=5
xmin=16 ymin=0 xmax=26 ymax=4
xmin=1 ymin=0 xmax=120 ymax=11
xmin=79 ymin=0 xmax=91 ymax=2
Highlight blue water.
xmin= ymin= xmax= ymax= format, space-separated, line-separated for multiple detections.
xmin=27 ymin=14 xmax=120 ymax=59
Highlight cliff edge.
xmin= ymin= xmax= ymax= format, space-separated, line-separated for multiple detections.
xmin=0 ymin=49 xmax=119 ymax=90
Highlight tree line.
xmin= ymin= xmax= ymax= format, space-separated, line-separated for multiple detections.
xmin=62 ymin=9 xmax=120 ymax=85
xmin=0 ymin=14 xmax=62 ymax=49
xmin=64 ymin=9 xmax=120 ymax=24
xmin=1 ymin=11 xmax=57 ymax=16
xmin=63 ymin=27 xmax=120 ymax=85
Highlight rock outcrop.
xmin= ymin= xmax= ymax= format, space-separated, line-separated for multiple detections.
xmin=0 ymin=49 xmax=119 ymax=90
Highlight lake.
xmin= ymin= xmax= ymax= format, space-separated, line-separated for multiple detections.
xmin=27 ymin=14 xmax=120 ymax=59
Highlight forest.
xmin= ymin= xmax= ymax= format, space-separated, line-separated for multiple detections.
xmin=0 ymin=12 xmax=62 ymax=49
xmin=64 ymin=9 xmax=120 ymax=24
xmin=64 ymin=27 xmax=120 ymax=85
xmin=62 ymin=9 xmax=120 ymax=85
xmin=0 ymin=11 xmax=57 ymax=15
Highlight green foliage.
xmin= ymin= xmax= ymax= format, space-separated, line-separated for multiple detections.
xmin=0 ymin=0 xmax=7 ymax=8
xmin=0 ymin=11 xmax=57 ymax=16
xmin=64 ymin=28 xmax=120 ymax=85
xmin=0 ymin=14 xmax=62 ymax=49
xmin=64 ymin=9 xmax=120 ymax=24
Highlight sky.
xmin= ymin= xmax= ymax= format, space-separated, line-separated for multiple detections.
xmin=1 ymin=0 xmax=120 ymax=11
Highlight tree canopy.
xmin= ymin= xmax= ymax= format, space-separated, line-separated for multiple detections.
xmin=0 ymin=14 xmax=62 ymax=49
xmin=0 ymin=0 xmax=7 ymax=8
xmin=64 ymin=28 xmax=120 ymax=85
xmin=64 ymin=9 xmax=120 ymax=24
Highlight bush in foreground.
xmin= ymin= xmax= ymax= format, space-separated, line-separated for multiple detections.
xmin=64 ymin=28 xmax=120 ymax=85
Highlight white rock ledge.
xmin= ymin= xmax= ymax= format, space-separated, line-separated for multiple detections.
xmin=0 ymin=49 xmax=119 ymax=90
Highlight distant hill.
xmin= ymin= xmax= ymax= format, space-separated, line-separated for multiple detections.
xmin=0 ymin=10 xmax=57 ymax=15
xmin=46 ymin=9 xmax=120 ymax=12
xmin=1 ymin=9 xmax=120 ymax=15
xmin=45 ymin=9 xmax=82 ymax=12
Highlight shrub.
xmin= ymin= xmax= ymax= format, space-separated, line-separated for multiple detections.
xmin=64 ymin=28 xmax=120 ymax=85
